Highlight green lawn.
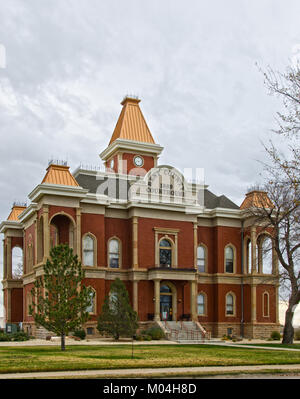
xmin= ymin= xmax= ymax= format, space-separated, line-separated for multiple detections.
xmin=0 ymin=344 xmax=300 ymax=374
xmin=240 ymin=343 xmax=300 ymax=350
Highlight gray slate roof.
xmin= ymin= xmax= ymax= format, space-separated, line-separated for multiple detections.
xmin=75 ymin=173 xmax=239 ymax=210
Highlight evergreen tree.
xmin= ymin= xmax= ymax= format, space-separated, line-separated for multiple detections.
xmin=30 ymin=244 xmax=93 ymax=350
xmin=97 ymin=278 xmax=138 ymax=341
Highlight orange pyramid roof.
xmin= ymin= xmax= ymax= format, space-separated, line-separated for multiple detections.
xmin=109 ymin=97 xmax=156 ymax=145
xmin=7 ymin=205 xmax=27 ymax=221
xmin=42 ymin=164 xmax=79 ymax=186
xmin=240 ymin=190 xmax=273 ymax=210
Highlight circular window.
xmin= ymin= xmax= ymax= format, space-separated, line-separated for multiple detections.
xmin=133 ymin=155 xmax=144 ymax=167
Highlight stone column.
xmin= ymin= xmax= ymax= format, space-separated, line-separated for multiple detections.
xmin=272 ymin=246 xmax=279 ymax=275
xmin=43 ymin=206 xmax=50 ymax=262
xmin=251 ymin=226 xmax=257 ymax=274
xmin=133 ymin=280 xmax=138 ymax=313
xmin=23 ymin=230 xmax=26 ymax=274
xmin=190 ymin=280 xmax=197 ymax=321
xmin=251 ymin=284 xmax=257 ymax=323
xmin=154 ymin=279 xmax=160 ymax=321
xmin=7 ymin=237 xmax=12 ymax=279
xmin=193 ymin=222 xmax=198 ymax=270
xmin=34 ymin=216 xmax=38 ymax=266
xmin=275 ymin=284 xmax=280 ymax=324
xmin=132 ymin=216 xmax=138 ymax=269
xmin=117 ymin=153 xmax=123 ymax=174
xmin=3 ymin=240 xmax=7 ymax=279
xmin=174 ymin=234 xmax=178 ymax=267
xmin=155 ymin=231 xmax=159 ymax=267
xmin=257 ymin=241 xmax=262 ymax=274
xmin=76 ymin=208 xmax=82 ymax=261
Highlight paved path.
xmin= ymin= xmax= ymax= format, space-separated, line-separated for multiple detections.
xmin=0 ymin=364 xmax=300 ymax=379
xmin=204 ymin=342 xmax=300 ymax=352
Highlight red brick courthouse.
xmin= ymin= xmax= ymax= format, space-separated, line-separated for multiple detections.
xmin=1 ymin=97 xmax=280 ymax=339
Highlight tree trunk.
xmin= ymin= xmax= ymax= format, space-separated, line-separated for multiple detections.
xmin=282 ymin=308 xmax=294 ymax=344
xmin=61 ymin=332 xmax=66 ymax=351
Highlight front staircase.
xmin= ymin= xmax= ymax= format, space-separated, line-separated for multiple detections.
xmin=158 ymin=321 xmax=211 ymax=343
xmin=35 ymin=326 xmax=52 ymax=339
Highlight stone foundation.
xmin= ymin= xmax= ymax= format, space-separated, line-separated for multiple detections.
xmin=201 ymin=322 xmax=280 ymax=339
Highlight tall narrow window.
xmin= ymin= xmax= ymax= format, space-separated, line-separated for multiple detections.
xmin=197 ymin=246 xmax=206 ymax=273
xmin=12 ymin=246 xmax=23 ymax=279
xmin=225 ymin=246 xmax=234 ymax=273
xmin=159 ymin=239 xmax=172 ymax=267
xmin=226 ymin=293 xmax=234 ymax=315
xmin=197 ymin=293 xmax=205 ymax=315
xmin=83 ymin=235 xmax=95 ymax=266
xmin=263 ymin=292 xmax=269 ymax=317
xmin=109 ymin=239 xmax=120 ymax=268
xmin=86 ymin=289 xmax=96 ymax=314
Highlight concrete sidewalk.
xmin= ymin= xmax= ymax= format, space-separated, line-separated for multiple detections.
xmin=0 ymin=364 xmax=300 ymax=379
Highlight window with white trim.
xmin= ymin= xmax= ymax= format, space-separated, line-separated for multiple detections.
xmin=197 ymin=245 xmax=206 ymax=273
xmin=226 ymin=293 xmax=234 ymax=315
xmin=197 ymin=293 xmax=205 ymax=315
xmin=83 ymin=235 xmax=95 ymax=266
xmin=225 ymin=246 xmax=234 ymax=273
xmin=109 ymin=239 xmax=120 ymax=268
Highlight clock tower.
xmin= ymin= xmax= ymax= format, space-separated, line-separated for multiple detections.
xmin=100 ymin=96 xmax=163 ymax=176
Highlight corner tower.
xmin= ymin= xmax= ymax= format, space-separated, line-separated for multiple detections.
xmin=100 ymin=96 xmax=163 ymax=175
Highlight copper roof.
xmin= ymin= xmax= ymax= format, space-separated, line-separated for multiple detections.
xmin=42 ymin=164 xmax=79 ymax=186
xmin=240 ymin=190 xmax=273 ymax=210
xmin=7 ymin=205 xmax=27 ymax=221
xmin=109 ymin=97 xmax=156 ymax=145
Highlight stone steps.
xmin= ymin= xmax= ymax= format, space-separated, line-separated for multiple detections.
xmin=163 ymin=321 xmax=210 ymax=342
xmin=35 ymin=326 xmax=52 ymax=339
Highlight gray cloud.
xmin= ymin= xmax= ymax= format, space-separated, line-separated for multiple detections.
xmin=1 ymin=0 xmax=300 ymax=315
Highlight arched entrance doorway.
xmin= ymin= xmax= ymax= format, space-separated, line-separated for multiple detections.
xmin=160 ymin=283 xmax=177 ymax=321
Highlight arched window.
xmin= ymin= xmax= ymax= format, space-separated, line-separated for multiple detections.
xmin=50 ymin=224 xmax=59 ymax=248
xmin=197 ymin=245 xmax=206 ymax=273
xmin=86 ymin=288 xmax=96 ymax=314
xmin=226 ymin=293 xmax=234 ymax=315
xmin=83 ymin=234 xmax=96 ymax=266
xmin=159 ymin=239 xmax=172 ymax=268
xmin=263 ymin=292 xmax=269 ymax=317
xmin=12 ymin=246 xmax=23 ymax=279
xmin=261 ymin=236 xmax=273 ymax=274
xmin=197 ymin=293 xmax=206 ymax=315
xmin=109 ymin=238 xmax=120 ymax=268
xmin=160 ymin=284 xmax=172 ymax=293
xmin=225 ymin=246 xmax=234 ymax=273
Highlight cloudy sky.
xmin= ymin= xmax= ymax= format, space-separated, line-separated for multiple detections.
xmin=0 ymin=0 xmax=300 ymax=317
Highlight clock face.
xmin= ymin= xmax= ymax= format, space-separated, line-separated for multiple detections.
xmin=134 ymin=155 xmax=144 ymax=167
xmin=110 ymin=159 xmax=114 ymax=169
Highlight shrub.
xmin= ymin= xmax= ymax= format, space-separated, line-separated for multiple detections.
xmin=144 ymin=327 xmax=165 ymax=340
xmin=135 ymin=334 xmax=152 ymax=341
xmin=270 ymin=331 xmax=281 ymax=340
xmin=0 ymin=333 xmax=11 ymax=342
xmin=73 ymin=329 xmax=86 ymax=340
xmin=294 ymin=329 xmax=300 ymax=340
xmin=135 ymin=334 xmax=144 ymax=341
xmin=11 ymin=331 xmax=30 ymax=341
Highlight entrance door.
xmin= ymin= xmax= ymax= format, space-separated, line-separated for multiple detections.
xmin=160 ymin=294 xmax=172 ymax=321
